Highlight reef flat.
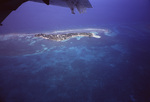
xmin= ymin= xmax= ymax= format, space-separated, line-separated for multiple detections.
xmin=35 ymin=32 xmax=101 ymax=41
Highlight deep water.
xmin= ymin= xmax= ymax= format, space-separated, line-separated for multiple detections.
xmin=0 ymin=24 xmax=150 ymax=102
xmin=0 ymin=0 xmax=150 ymax=102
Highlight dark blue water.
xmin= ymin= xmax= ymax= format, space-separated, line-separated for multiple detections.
xmin=0 ymin=0 xmax=150 ymax=102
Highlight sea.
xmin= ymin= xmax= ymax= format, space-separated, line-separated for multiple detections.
xmin=0 ymin=0 xmax=150 ymax=102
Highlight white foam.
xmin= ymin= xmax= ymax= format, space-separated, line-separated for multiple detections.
xmin=92 ymin=34 xmax=101 ymax=38
xmin=91 ymin=32 xmax=101 ymax=38
xmin=52 ymin=28 xmax=109 ymax=34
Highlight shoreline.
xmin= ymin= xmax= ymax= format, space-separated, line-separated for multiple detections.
xmin=35 ymin=32 xmax=101 ymax=41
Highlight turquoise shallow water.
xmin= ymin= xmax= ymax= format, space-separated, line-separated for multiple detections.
xmin=0 ymin=24 xmax=150 ymax=102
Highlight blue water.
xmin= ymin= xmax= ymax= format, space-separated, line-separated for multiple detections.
xmin=0 ymin=0 xmax=150 ymax=34
xmin=0 ymin=24 xmax=150 ymax=102
xmin=0 ymin=0 xmax=150 ymax=102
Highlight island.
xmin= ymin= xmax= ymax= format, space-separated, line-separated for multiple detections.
xmin=35 ymin=32 xmax=101 ymax=41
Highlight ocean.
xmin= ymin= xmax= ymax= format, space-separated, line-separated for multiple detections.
xmin=0 ymin=0 xmax=150 ymax=102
